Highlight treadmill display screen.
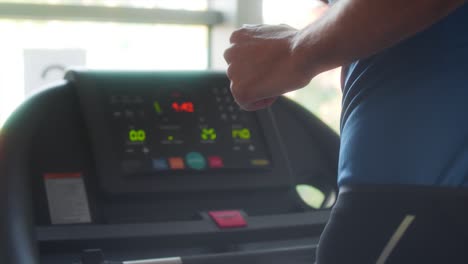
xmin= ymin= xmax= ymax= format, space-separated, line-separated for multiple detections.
xmin=106 ymin=86 xmax=272 ymax=175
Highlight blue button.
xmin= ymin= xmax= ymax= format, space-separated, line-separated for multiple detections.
xmin=152 ymin=158 xmax=169 ymax=170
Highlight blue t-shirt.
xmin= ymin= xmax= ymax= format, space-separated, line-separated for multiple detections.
xmin=339 ymin=3 xmax=468 ymax=187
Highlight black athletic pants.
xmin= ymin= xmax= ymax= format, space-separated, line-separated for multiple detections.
xmin=315 ymin=185 xmax=468 ymax=264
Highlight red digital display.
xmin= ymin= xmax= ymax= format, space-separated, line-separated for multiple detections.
xmin=172 ymin=102 xmax=194 ymax=113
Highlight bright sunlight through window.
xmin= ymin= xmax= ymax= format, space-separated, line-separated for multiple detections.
xmin=263 ymin=0 xmax=342 ymax=133
xmin=0 ymin=0 xmax=208 ymax=128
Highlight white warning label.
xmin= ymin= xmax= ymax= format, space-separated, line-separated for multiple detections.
xmin=44 ymin=173 xmax=91 ymax=224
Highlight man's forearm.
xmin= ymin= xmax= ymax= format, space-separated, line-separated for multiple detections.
xmin=291 ymin=0 xmax=466 ymax=76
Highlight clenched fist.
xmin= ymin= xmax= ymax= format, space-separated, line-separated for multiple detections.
xmin=224 ymin=24 xmax=314 ymax=111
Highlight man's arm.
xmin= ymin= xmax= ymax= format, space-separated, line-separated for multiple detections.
xmin=292 ymin=0 xmax=466 ymax=76
xmin=224 ymin=0 xmax=466 ymax=111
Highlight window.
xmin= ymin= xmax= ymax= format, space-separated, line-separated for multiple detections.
xmin=0 ymin=0 xmax=342 ymax=132
xmin=0 ymin=0 xmax=208 ymax=10
xmin=263 ymin=0 xmax=342 ymax=133
xmin=0 ymin=0 xmax=210 ymax=127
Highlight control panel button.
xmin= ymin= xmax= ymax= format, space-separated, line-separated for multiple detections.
xmin=168 ymin=157 xmax=185 ymax=170
xmin=208 ymin=156 xmax=224 ymax=168
xmin=122 ymin=96 xmax=131 ymax=104
xmin=113 ymin=111 xmax=122 ymax=118
xmin=125 ymin=147 xmax=136 ymax=154
xmin=186 ymin=152 xmax=206 ymax=170
xmin=142 ymin=147 xmax=150 ymax=154
xmin=110 ymin=95 xmax=120 ymax=104
xmin=134 ymin=96 xmax=143 ymax=104
xmin=152 ymin=158 xmax=168 ymax=170
xmin=251 ymin=159 xmax=270 ymax=166
xmin=125 ymin=110 xmax=134 ymax=118
xmin=208 ymin=210 xmax=247 ymax=229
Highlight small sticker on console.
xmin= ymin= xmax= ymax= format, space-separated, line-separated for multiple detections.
xmin=44 ymin=173 xmax=91 ymax=224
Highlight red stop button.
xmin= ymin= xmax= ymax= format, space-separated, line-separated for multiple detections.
xmin=208 ymin=210 xmax=247 ymax=229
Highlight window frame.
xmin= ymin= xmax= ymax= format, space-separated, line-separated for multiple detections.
xmin=0 ymin=2 xmax=223 ymax=25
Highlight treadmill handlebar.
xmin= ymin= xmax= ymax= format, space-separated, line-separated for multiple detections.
xmin=123 ymin=257 xmax=182 ymax=264
xmin=81 ymin=245 xmax=315 ymax=264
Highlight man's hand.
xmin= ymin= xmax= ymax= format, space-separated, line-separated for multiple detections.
xmin=224 ymin=0 xmax=466 ymax=111
xmin=224 ymin=24 xmax=314 ymax=111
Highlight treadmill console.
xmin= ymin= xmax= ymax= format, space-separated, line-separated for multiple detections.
xmin=108 ymin=82 xmax=271 ymax=173
xmin=0 ymin=70 xmax=340 ymax=264
xmin=71 ymin=71 xmax=292 ymax=193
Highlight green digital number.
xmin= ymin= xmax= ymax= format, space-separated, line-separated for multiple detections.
xmin=129 ymin=129 xmax=146 ymax=142
xmin=201 ymin=128 xmax=217 ymax=141
xmin=232 ymin=128 xmax=251 ymax=140
xmin=153 ymin=101 xmax=162 ymax=114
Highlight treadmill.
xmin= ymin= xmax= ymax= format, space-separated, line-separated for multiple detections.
xmin=0 ymin=71 xmax=339 ymax=264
